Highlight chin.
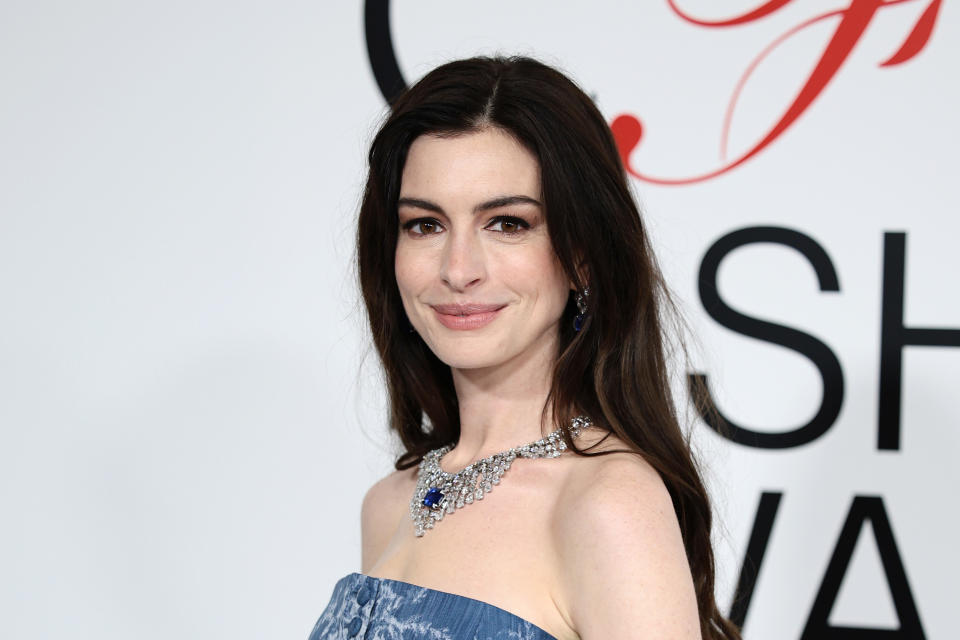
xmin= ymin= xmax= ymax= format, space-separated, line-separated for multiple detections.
xmin=434 ymin=352 xmax=504 ymax=371
xmin=426 ymin=341 xmax=510 ymax=371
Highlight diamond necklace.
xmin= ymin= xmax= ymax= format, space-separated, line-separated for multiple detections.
xmin=410 ymin=416 xmax=593 ymax=537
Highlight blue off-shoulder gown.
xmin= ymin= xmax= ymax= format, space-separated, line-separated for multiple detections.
xmin=307 ymin=572 xmax=558 ymax=640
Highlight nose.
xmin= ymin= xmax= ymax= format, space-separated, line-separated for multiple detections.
xmin=439 ymin=227 xmax=486 ymax=291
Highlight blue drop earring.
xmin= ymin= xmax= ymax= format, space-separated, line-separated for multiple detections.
xmin=574 ymin=287 xmax=589 ymax=332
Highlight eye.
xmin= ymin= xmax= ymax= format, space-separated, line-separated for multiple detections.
xmin=402 ymin=218 xmax=444 ymax=236
xmin=486 ymin=216 xmax=530 ymax=235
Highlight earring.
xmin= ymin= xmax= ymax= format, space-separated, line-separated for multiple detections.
xmin=574 ymin=287 xmax=589 ymax=332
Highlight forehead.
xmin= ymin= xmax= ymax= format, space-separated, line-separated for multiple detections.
xmin=400 ymin=128 xmax=541 ymax=201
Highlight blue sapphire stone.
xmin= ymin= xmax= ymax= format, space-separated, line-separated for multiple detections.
xmin=422 ymin=487 xmax=443 ymax=508
xmin=574 ymin=314 xmax=584 ymax=332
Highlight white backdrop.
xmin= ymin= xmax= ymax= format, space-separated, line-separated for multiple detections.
xmin=1 ymin=1 xmax=955 ymax=639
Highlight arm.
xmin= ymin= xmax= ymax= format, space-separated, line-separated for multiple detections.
xmin=553 ymin=454 xmax=702 ymax=640
xmin=360 ymin=468 xmax=414 ymax=573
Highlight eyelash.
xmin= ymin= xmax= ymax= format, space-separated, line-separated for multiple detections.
xmin=401 ymin=216 xmax=531 ymax=237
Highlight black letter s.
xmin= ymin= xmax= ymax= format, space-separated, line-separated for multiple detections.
xmin=690 ymin=226 xmax=843 ymax=448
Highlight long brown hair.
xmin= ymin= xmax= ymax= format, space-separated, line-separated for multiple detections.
xmin=356 ymin=54 xmax=741 ymax=640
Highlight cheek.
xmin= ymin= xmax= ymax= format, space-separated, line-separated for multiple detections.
xmin=498 ymin=246 xmax=570 ymax=304
xmin=540 ymin=252 xmax=573 ymax=307
xmin=394 ymin=245 xmax=429 ymax=297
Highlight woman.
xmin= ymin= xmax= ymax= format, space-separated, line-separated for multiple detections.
xmin=308 ymin=55 xmax=742 ymax=640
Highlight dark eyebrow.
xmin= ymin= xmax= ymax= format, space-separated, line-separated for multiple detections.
xmin=397 ymin=195 xmax=542 ymax=215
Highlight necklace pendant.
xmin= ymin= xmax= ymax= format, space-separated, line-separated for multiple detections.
xmin=422 ymin=487 xmax=443 ymax=508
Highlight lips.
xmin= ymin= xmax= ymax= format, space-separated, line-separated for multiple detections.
xmin=431 ymin=303 xmax=506 ymax=315
xmin=430 ymin=302 xmax=506 ymax=330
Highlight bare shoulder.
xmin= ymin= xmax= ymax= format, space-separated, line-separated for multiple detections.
xmin=556 ymin=429 xmax=669 ymax=527
xmin=360 ymin=466 xmax=417 ymax=573
xmin=552 ymin=430 xmax=702 ymax=639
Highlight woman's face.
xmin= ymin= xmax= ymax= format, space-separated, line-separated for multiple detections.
xmin=395 ymin=127 xmax=574 ymax=371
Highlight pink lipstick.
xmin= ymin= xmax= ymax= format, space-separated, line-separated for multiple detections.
xmin=431 ymin=303 xmax=506 ymax=330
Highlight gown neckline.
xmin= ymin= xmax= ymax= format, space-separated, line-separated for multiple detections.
xmin=349 ymin=572 xmax=560 ymax=639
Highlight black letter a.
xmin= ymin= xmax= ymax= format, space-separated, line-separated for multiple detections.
xmin=801 ymin=496 xmax=925 ymax=639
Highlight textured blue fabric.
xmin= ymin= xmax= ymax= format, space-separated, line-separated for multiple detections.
xmin=308 ymin=572 xmax=558 ymax=640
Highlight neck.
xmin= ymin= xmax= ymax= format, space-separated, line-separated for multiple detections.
xmin=442 ymin=330 xmax=561 ymax=472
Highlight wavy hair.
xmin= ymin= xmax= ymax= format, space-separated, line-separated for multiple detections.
xmin=356 ymin=55 xmax=741 ymax=640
